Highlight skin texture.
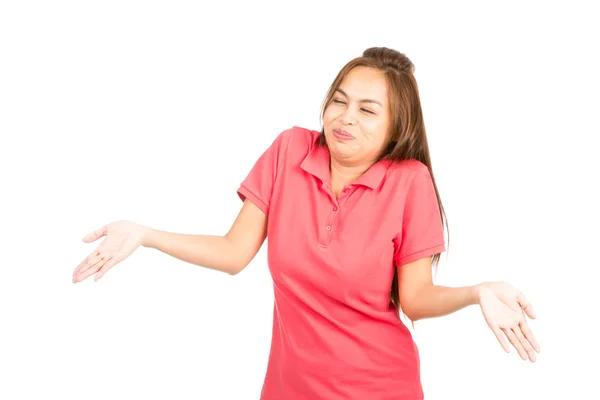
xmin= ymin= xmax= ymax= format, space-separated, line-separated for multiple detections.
xmin=323 ymin=66 xmax=392 ymax=196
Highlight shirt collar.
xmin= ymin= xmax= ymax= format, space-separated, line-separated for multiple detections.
xmin=300 ymin=141 xmax=390 ymax=190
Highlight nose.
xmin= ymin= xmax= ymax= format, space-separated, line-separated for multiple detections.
xmin=340 ymin=109 xmax=358 ymax=126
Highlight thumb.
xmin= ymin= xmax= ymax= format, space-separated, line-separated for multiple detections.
xmin=83 ymin=225 xmax=108 ymax=243
xmin=517 ymin=291 xmax=536 ymax=319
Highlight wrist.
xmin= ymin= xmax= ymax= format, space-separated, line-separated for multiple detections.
xmin=472 ymin=283 xmax=488 ymax=305
xmin=141 ymin=227 xmax=155 ymax=248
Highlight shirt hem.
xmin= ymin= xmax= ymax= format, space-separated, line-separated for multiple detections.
xmin=395 ymin=243 xmax=446 ymax=266
xmin=237 ymin=185 xmax=269 ymax=215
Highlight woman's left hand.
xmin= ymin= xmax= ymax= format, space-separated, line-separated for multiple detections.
xmin=476 ymin=281 xmax=540 ymax=362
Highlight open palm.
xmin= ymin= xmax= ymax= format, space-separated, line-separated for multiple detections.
xmin=478 ymin=281 xmax=540 ymax=362
xmin=72 ymin=220 xmax=150 ymax=283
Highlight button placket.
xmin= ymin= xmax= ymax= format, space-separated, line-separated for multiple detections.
xmin=337 ymin=186 xmax=354 ymax=208
xmin=321 ymin=196 xmax=341 ymax=246
xmin=325 ymin=186 xmax=357 ymax=242
xmin=318 ymin=184 xmax=355 ymax=247
xmin=326 ymin=201 xmax=337 ymax=233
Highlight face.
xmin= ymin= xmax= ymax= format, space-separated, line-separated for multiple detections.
xmin=323 ymin=66 xmax=392 ymax=165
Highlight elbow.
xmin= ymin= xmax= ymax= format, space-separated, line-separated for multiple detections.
xmin=221 ymin=237 xmax=249 ymax=275
xmin=399 ymin=283 xmax=434 ymax=322
xmin=399 ymin=295 xmax=426 ymax=322
xmin=401 ymin=307 xmax=423 ymax=322
xmin=225 ymin=259 xmax=248 ymax=276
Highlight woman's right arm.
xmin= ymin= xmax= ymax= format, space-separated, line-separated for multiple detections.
xmin=73 ymin=199 xmax=267 ymax=283
xmin=143 ymin=199 xmax=267 ymax=275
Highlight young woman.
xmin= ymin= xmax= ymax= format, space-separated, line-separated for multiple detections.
xmin=72 ymin=47 xmax=540 ymax=400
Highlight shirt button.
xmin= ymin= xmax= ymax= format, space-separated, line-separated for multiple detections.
xmin=333 ymin=206 xmax=338 ymax=211
xmin=343 ymin=188 xmax=350 ymax=193
xmin=325 ymin=225 xmax=331 ymax=231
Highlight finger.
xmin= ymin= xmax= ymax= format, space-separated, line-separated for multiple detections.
xmin=503 ymin=328 xmax=528 ymax=360
xmin=519 ymin=319 xmax=541 ymax=353
xmin=74 ymin=253 xmax=110 ymax=283
xmin=94 ymin=250 xmax=126 ymax=281
xmin=513 ymin=325 xmax=536 ymax=362
xmin=83 ymin=225 xmax=108 ymax=243
xmin=492 ymin=327 xmax=510 ymax=353
xmin=87 ymin=254 xmax=109 ymax=274
xmin=74 ymin=261 xmax=103 ymax=283
xmin=74 ymin=250 xmax=104 ymax=278
xmin=94 ymin=256 xmax=118 ymax=281
xmin=517 ymin=292 xmax=536 ymax=319
xmin=73 ymin=250 xmax=101 ymax=279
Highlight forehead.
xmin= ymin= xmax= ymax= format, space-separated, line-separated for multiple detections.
xmin=338 ymin=66 xmax=388 ymax=103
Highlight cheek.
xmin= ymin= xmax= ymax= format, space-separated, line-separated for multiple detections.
xmin=323 ymin=107 xmax=337 ymax=123
xmin=366 ymin=119 xmax=390 ymax=139
xmin=361 ymin=128 xmax=388 ymax=149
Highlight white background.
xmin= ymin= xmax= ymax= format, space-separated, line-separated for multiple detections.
xmin=1 ymin=1 xmax=598 ymax=399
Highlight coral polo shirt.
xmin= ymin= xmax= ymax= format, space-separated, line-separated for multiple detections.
xmin=237 ymin=126 xmax=446 ymax=400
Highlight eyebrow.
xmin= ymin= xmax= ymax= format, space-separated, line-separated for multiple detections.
xmin=335 ymin=89 xmax=383 ymax=107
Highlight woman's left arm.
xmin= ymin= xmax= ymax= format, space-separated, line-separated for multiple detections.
xmin=398 ymin=257 xmax=540 ymax=362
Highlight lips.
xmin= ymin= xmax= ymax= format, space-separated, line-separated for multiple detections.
xmin=333 ymin=128 xmax=354 ymax=140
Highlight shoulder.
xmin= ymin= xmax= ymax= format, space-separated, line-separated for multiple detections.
xmin=288 ymin=125 xmax=320 ymax=146
xmin=273 ymin=125 xmax=320 ymax=156
xmin=386 ymin=159 xmax=431 ymax=187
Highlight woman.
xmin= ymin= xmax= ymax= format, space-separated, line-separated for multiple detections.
xmin=72 ymin=47 xmax=539 ymax=399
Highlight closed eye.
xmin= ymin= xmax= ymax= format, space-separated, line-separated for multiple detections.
xmin=332 ymin=99 xmax=375 ymax=115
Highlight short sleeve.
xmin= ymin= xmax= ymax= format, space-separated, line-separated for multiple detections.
xmin=393 ymin=165 xmax=446 ymax=266
xmin=236 ymin=128 xmax=292 ymax=215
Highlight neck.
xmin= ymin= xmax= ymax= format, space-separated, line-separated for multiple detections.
xmin=329 ymin=157 xmax=373 ymax=186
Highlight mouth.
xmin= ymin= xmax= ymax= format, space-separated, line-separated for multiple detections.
xmin=332 ymin=128 xmax=355 ymax=140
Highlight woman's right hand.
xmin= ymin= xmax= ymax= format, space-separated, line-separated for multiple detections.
xmin=72 ymin=220 xmax=151 ymax=283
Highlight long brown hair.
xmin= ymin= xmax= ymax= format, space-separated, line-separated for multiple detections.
xmin=318 ymin=47 xmax=448 ymax=311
